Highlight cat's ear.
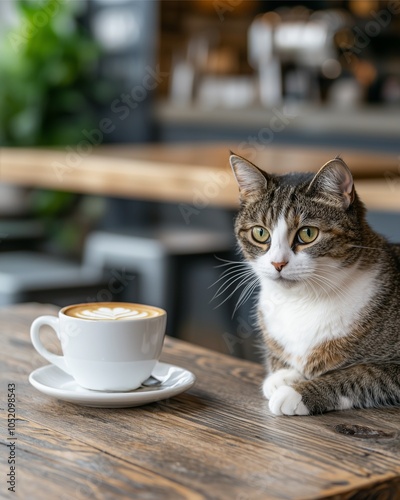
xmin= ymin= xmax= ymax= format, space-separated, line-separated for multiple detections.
xmin=229 ymin=154 xmax=268 ymax=200
xmin=307 ymin=157 xmax=355 ymax=208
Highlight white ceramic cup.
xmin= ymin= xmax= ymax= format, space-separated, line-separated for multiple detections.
xmin=30 ymin=302 xmax=167 ymax=391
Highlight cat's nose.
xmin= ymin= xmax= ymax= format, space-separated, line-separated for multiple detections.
xmin=271 ymin=261 xmax=288 ymax=272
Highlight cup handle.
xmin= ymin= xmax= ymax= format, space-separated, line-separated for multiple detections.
xmin=30 ymin=315 xmax=71 ymax=374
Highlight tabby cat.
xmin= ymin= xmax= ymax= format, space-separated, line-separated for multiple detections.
xmin=230 ymin=153 xmax=400 ymax=415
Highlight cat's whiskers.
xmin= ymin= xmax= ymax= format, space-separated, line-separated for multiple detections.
xmin=302 ymin=264 xmax=343 ymax=291
xmin=315 ymin=262 xmax=346 ymax=269
xmin=210 ymin=265 xmax=251 ymax=288
xmin=303 ymin=278 xmax=322 ymax=301
xmin=308 ymin=273 xmax=352 ymax=303
xmin=347 ymin=244 xmax=383 ymax=251
xmin=210 ymin=258 xmax=251 ymax=292
xmin=210 ymin=259 xmax=259 ymax=312
xmin=307 ymin=276 xmax=344 ymax=303
xmin=313 ymin=262 xmax=354 ymax=280
xmin=212 ymin=274 xmax=259 ymax=314
xmin=213 ymin=277 xmax=256 ymax=305
xmin=211 ymin=269 xmax=253 ymax=299
xmin=213 ymin=256 xmax=249 ymax=268
xmin=233 ymin=276 xmax=260 ymax=315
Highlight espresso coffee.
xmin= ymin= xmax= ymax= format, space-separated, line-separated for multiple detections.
xmin=64 ymin=302 xmax=163 ymax=321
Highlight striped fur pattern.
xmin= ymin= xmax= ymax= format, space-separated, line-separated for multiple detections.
xmin=230 ymin=153 xmax=400 ymax=416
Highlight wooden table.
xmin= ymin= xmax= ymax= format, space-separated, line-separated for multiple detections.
xmin=1 ymin=303 xmax=400 ymax=499
xmin=1 ymin=144 xmax=400 ymax=211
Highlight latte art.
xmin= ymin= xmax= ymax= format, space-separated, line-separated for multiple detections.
xmin=64 ymin=302 xmax=163 ymax=321
xmin=76 ymin=307 xmax=153 ymax=320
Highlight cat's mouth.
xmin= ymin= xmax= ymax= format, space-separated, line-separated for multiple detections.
xmin=272 ymin=271 xmax=311 ymax=287
xmin=274 ymin=274 xmax=298 ymax=286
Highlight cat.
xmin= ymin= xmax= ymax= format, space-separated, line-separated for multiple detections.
xmin=230 ymin=153 xmax=400 ymax=415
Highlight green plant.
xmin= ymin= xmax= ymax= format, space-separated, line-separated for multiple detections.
xmin=0 ymin=0 xmax=108 ymax=254
xmin=0 ymin=0 xmax=107 ymax=146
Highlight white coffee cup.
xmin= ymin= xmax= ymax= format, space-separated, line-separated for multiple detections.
xmin=30 ymin=302 xmax=167 ymax=391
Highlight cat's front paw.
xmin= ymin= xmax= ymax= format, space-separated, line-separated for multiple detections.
xmin=269 ymin=386 xmax=310 ymax=416
xmin=262 ymin=369 xmax=304 ymax=400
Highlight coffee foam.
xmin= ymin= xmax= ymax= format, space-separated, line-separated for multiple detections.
xmin=64 ymin=302 xmax=162 ymax=321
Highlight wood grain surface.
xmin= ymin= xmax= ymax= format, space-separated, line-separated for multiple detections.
xmin=1 ymin=145 xmax=399 ymax=211
xmin=1 ymin=303 xmax=400 ymax=500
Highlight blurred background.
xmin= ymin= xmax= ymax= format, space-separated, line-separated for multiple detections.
xmin=1 ymin=0 xmax=400 ymax=361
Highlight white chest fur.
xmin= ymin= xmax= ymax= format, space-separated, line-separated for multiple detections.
xmin=259 ymin=266 xmax=378 ymax=372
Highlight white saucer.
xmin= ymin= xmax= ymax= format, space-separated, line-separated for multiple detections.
xmin=29 ymin=362 xmax=196 ymax=408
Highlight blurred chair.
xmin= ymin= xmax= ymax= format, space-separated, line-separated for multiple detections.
xmin=0 ymin=251 xmax=107 ymax=307
xmin=82 ymin=227 xmax=235 ymax=334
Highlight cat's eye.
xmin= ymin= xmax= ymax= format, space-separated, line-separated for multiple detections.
xmin=297 ymin=227 xmax=319 ymax=244
xmin=251 ymin=226 xmax=270 ymax=243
